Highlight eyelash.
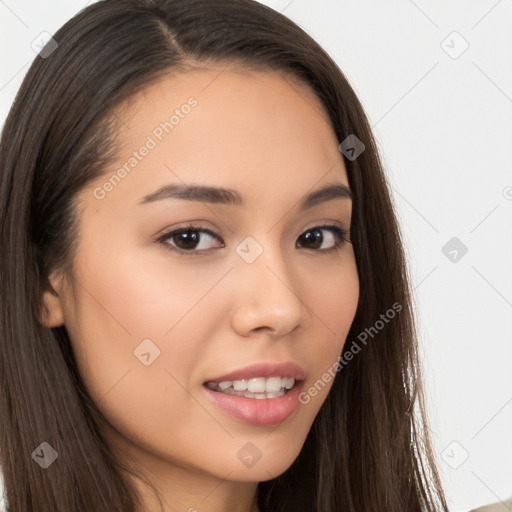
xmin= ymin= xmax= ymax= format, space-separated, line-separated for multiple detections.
xmin=155 ymin=222 xmax=351 ymax=257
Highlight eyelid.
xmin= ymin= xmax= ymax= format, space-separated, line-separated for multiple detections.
xmin=300 ymin=220 xmax=351 ymax=242
xmin=155 ymin=220 xmax=351 ymax=256
xmin=303 ymin=219 xmax=348 ymax=233
xmin=154 ymin=224 xmax=224 ymax=257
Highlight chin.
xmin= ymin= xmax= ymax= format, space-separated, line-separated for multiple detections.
xmin=212 ymin=433 xmax=308 ymax=482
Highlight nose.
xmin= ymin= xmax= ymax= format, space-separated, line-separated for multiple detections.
xmin=229 ymin=241 xmax=310 ymax=338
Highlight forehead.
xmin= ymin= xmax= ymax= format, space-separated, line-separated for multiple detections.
xmin=84 ymin=65 xmax=348 ymax=210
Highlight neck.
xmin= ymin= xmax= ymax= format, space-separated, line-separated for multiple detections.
xmin=131 ymin=469 xmax=260 ymax=512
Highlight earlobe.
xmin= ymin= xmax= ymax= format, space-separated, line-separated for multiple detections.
xmin=39 ymin=272 xmax=65 ymax=328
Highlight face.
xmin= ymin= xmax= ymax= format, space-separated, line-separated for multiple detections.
xmin=42 ymin=65 xmax=359 ymax=495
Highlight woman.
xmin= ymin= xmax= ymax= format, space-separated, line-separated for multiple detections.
xmin=0 ymin=0 xmax=448 ymax=510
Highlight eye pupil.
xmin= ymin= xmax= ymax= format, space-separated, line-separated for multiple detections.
xmin=300 ymin=229 xmax=323 ymax=249
xmin=176 ymin=231 xmax=200 ymax=249
xmin=159 ymin=224 xmax=345 ymax=256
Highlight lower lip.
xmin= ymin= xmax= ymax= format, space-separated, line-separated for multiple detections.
xmin=202 ymin=381 xmax=304 ymax=426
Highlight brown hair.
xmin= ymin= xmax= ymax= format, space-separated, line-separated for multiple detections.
xmin=0 ymin=0 xmax=448 ymax=510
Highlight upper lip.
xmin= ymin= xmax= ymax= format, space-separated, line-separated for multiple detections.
xmin=204 ymin=361 xmax=306 ymax=384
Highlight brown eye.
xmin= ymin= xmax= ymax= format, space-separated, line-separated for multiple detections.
xmin=157 ymin=226 xmax=224 ymax=253
xmin=156 ymin=223 xmax=349 ymax=256
xmin=172 ymin=231 xmax=202 ymax=250
xmin=296 ymin=225 xmax=349 ymax=251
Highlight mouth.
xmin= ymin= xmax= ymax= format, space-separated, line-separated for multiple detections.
xmin=204 ymin=376 xmax=297 ymax=399
xmin=201 ymin=361 xmax=306 ymax=425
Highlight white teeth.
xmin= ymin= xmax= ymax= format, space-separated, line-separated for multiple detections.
xmin=248 ymin=377 xmax=266 ymax=393
xmin=211 ymin=376 xmax=296 ymax=398
xmin=233 ymin=379 xmax=248 ymax=391
xmin=265 ymin=377 xmax=283 ymax=392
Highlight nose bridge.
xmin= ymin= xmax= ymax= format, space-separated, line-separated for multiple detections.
xmin=231 ymin=233 xmax=307 ymax=336
xmin=236 ymin=233 xmax=293 ymax=291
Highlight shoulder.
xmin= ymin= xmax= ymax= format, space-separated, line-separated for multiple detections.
xmin=469 ymin=498 xmax=512 ymax=511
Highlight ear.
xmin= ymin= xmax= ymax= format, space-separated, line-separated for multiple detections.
xmin=39 ymin=271 xmax=65 ymax=328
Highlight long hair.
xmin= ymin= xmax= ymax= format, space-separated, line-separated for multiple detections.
xmin=0 ymin=1 xmax=448 ymax=510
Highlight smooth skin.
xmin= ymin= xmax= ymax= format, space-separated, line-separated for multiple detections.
xmin=40 ymin=65 xmax=359 ymax=512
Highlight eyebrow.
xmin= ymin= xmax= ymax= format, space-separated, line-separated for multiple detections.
xmin=138 ymin=180 xmax=352 ymax=211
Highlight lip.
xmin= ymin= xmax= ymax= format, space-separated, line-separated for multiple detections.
xmin=202 ymin=361 xmax=306 ymax=426
xmin=202 ymin=379 xmax=305 ymax=426
xmin=204 ymin=361 xmax=306 ymax=383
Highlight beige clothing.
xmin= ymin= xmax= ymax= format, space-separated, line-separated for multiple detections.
xmin=470 ymin=498 xmax=512 ymax=512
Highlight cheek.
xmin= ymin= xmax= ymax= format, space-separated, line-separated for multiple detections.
xmin=303 ymin=250 xmax=359 ymax=343
xmin=62 ymin=243 xmax=230 ymax=441
xmin=296 ymin=253 xmax=359 ymax=409
xmin=70 ymin=236 xmax=230 ymax=344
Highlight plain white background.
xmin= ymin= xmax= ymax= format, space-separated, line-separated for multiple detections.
xmin=1 ymin=1 xmax=511 ymax=511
